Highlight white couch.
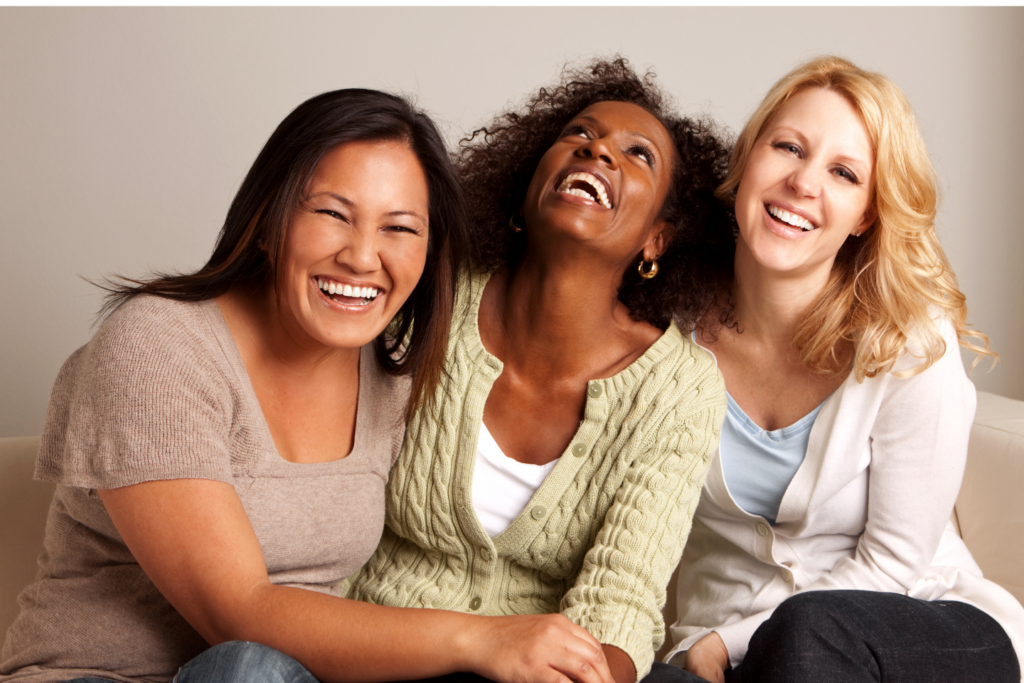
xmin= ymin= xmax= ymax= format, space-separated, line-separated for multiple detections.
xmin=3 ymin=392 xmax=1024 ymax=655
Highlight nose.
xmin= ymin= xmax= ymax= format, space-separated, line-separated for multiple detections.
xmin=788 ymin=163 xmax=822 ymax=198
xmin=578 ymin=137 xmax=617 ymax=168
xmin=336 ymin=226 xmax=381 ymax=273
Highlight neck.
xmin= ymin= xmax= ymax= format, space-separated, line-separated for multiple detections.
xmin=220 ymin=286 xmax=359 ymax=378
xmin=488 ymin=246 xmax=642 ymax=376
xmin=729 ymin=243 xmax=833 ymax=348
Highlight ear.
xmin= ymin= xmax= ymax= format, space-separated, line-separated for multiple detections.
xmin=643 ymin=220 xmax=671 ymax=261
xmin=853 ymin=206 xmax=877 ymax=237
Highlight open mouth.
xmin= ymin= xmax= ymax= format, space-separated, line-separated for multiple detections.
xmin=317 ymin=278 xmax=380 ymax=306
xmin=556 ymin=171 xmax=613 ymax=209
xmin=767 ymin=204 xmax=817 ymax=232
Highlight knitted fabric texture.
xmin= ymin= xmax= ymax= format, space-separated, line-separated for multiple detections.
xmin=3 ymin=296 xmax=409 ymax=683
xmin=344 ymin=270 xmax=725 ymax=681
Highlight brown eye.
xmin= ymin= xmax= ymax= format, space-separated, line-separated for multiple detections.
xmin=773 ymin=141 xmax=802 ymax=156
xmin=564 ymin=125 xmax=591 ymax=139
xmin=629 ymin=144 xmax=655 ymax=167
xmin=833 ymin=167 xmax=859 ymax=184
xmin=315 ymin=209 xmax=346 ymax=221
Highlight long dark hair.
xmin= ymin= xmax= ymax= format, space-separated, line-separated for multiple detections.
xmin=457 ymin=58 xmax=735 ymax=331
xmin=102 ymin=89 xmax=469 ymax=419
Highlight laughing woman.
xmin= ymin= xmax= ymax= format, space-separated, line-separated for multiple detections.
xmin=345 ymin=59 xmax=733 ymax=683
xmin=0 ymin=89 xmax=478 ymax=683
xmin=664 ymin=57 xmax=1024 ymax=683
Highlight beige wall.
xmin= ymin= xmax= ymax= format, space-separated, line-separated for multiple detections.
xmin=2 ymin=7 xmax=1022 ymax=437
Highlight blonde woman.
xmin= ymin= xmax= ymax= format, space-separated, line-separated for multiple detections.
xmin=662 ymin=57 xmax=1024 ymax=683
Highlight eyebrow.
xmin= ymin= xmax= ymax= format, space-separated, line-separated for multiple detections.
xmin=834 ymin=154 xmax=870 ymax=171
xmin=312 ymin=192 xmax=428 ymax=224
xmin=771 ymin=126 xmax=871 ymax=169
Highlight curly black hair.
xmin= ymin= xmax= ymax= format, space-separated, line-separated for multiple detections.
xmin=457 ymin=57 xmax=736 ymax=331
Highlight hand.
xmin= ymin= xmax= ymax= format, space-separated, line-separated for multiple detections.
xmin=684 ymin=632 xmax=729 ymax=683
xmin=467 ymin=613 xmax=616 ymax=683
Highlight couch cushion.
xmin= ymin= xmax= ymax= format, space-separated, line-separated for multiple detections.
xmin=956 ymin=391 xmax=1024 ymax=605
xmin=0 ymin=436 xmax=52 ymax=640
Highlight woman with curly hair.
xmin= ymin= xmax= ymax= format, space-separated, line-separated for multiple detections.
xmin=663 ymin=56 xmax=1024 ymax=683
xmin=344 ymin=58 xmax=732 ymax=683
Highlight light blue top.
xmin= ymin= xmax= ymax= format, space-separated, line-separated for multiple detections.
xmin=719 ymin=392 xmax=826 ymax=524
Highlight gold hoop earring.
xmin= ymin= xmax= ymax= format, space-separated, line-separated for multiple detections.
xmin=509 ymin=215 xmax=524 ymax=233
xmin=638 ymin=259 xmax=659 ymax=279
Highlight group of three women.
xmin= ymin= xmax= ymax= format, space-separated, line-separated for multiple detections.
xmin=2 ymin=55 xmax=1022 ymax=683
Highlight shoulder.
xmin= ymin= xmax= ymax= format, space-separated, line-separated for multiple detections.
xmin=888 ymin=310 xmax=964 ymax=378
xmin=67 ymin=294 xmax=238 ymax=419
xmin=361 ymin=346 xmax=413 ymax=467
xmin=610 ymin=323 xmax=726 ymax=448
xmin=98 ymin=294 xmax=219 ymax=352
xmin=451 ymin=267 xmax=490 ymax=328
xmin=37 ymin=296 xmax=240 ymax=488
xmin=84 ymin=295 xmax=233 ymax=382
xmin=635 ymin=322 xmax=725 ymax=402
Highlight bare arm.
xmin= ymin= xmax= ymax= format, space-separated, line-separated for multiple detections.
xmin=602 ymin=645 xmax=636 ymax=683
xmin=100 ymin=479 xmax=615 ymax=683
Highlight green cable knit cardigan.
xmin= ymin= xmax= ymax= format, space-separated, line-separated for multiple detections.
xmin=344 ymin=271 xmax=725 ymax=680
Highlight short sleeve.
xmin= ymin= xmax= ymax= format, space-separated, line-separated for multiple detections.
xmin=35 ymin=296 xmax=237 ymax=490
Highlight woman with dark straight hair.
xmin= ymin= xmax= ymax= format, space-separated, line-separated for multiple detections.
xmin=97 ymin=88 xmax=466 ymax=418
xmin=0 ymin=88 xmax=486 ymax=683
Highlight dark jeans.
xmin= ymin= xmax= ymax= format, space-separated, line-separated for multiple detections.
xmin=68 ymin=592 xmax=1020 ymax=683
xmin=648 ymin=590 xmax=1020 ymax=683
xmin=67 ymin=641 xmax=319 ymax=683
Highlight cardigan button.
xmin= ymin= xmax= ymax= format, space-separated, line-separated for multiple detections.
xmin=782 ymin=569 xmax=793 ymax=583
xmin=571 ymin=443 xmax=587 ymax=458
xmin=588 ymin=384 xmax=603 ymax=398
xmin=469 ymin=596 xmax=482 ymax=610
xmin=531 ymin=505 xmax=547 ymax=520
xmin=757 ymin=524 xmax=769 ymax=537
xmin=481 ymin=548 xmax=492 ymax=561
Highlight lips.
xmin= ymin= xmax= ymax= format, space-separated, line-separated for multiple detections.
xmin=766 ymin=203 xmax=817 ymax=231
xmin=554 ymin=168 xmax=613 ymax=209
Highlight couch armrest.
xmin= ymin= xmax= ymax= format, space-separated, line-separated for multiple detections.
xmin=0 ymin=436 xmax=50 ymax=640
xmin=956 ymin=391 xmax=1024 ymax=605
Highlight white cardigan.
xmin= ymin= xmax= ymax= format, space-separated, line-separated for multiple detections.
xmin=667 ymin=320 xmax=1024 ymax=677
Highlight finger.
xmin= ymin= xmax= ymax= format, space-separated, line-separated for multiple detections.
xmin=542 ymin=671 xmax=576 ymax=683
xmin=543 ymin=614 xmax=603 ymax=654
xmin=549 ymin=642 xmax=614 ymax=683
xmin=551 ymin=656 xmax=608 ymax=683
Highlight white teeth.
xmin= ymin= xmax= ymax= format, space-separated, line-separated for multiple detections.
xmin=557 ymin=172 xmax=612 ymax=209
xmin=768 ymin=205 xmax=815 ymax=231
xmin=318 ymin=279 xmax=379 ymax=301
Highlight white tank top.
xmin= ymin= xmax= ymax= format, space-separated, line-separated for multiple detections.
xmin=471 ymin=422 xmax=558 ymax=538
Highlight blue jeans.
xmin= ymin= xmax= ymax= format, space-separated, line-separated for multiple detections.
xmin=647 ymin=590 xmax=1020 ymax=683
xmin=67 ymin=641 xmax=319 ymax=683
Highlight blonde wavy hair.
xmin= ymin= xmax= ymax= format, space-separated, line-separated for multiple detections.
xmin=717 ymin=55 xmax=994 ymax=379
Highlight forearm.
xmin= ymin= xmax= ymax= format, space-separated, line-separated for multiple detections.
xmin=602 ymin=644 xmax=636 ymax=683
xmin=209 ymin=582 xmax=480 ymax=683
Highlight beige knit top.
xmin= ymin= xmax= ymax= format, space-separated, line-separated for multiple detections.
xmin=1 ymin=295 xmax=409 ymax=683
xmin=344 ymin=271 xmax=726 ymax=681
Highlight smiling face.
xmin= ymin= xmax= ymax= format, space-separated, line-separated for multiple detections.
xmin=276 ymin=139 xmax=430 ymax=351
xmin=734 ymin=87 xmax=875 ymax=280
xmin=520 ymin=100 xmax=676 ymax=265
